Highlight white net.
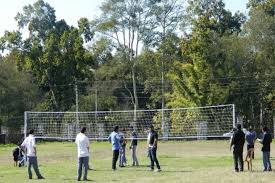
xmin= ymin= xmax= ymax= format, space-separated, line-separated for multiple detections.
xmin=24 ymin=104 xmax=235 ymax=140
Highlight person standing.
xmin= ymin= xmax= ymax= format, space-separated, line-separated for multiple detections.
xmin=75 ymin=127 xmax=90 ymax=181
xmin=245 ymin=126 xmax=256 ymax=155
xmin=119 ymin=129 xmax=127 ymax=167
xmin=230 ymin=124 xmax=245 ymax=172
xmin=130 ymin=126 xmax=139 ymax=166
xmin=148 ymin=125 xmax=161 ymax=172
xmin=257 ymin=126 xmax=272 ymax=171
xmin=108 ymin=126 xmax=120 ymax=171
xmin=21 ymin=129 xmax=44 ymax=180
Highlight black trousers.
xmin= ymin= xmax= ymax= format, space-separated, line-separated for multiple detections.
xmin=112 ymin=150 xmax=119 ymax=170
xmin=233 ymin=151 xmax=243 ymax=171
xmin=149 ymin=147 xmax=160 ymax=170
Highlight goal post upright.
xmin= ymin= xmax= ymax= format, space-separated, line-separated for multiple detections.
xmin=232 ymin=104 xmax=236 ymax=128
xmin=24 ymin=111 xmax=28 ymax=139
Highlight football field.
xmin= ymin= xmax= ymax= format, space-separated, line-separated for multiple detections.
xmin=1 ymin=140 xmax=275 ymax=183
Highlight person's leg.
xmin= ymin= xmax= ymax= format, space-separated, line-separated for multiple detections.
xmin=119 ymin=147 xmax=123 ymax=167
xmin=112 ymin=150 xmax=119 ymax=170
xmin=83 ymin=157 xmax=89 ymax=180
xmin=233 ymin=153 xmax=238 ymax=171
xmin=28 ymin=156 xmax=33 ymax=179
xmin=263 ymin=151 xmax=268 ymax=171
xmin=133 ymin=145 xmax=139 ymax=166
xmin=77 ymin=157 xmax=83 ymax=180
xmin=122 ymin=146 xmax=126 ymax=166
xmin=152 ymin=148 xmax=161 ymax=170
xmin=239 ymin=152 xmax=244 ymax=171
xmin=267 ymin=152 xmax=272 ymax=171
xmin=32 ymin=157 xmax=43 ymax=178
xmin=149 ymin=147 xmax=154 ymax=170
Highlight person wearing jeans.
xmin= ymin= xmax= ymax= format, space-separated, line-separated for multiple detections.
xmin=75 ymin=127 xmax=90 ymax=181
xmin=257 ymin=126 xmax=272 ymax=171
xmin=108 ymin=126 xmax=120 ymax=170
xmin=21 ymin=129 xmax=44 ymax=180
xmin=130 ymin=126 xmax=139 ymax=166
xmin=148 ymin=125 xmax=161 ymax=172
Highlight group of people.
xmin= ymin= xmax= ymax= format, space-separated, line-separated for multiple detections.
xmin=230 ymin=124 xmax=272 ymax=172
xmin=19 ymin=124 xmax=161 ymax=181
xmin=107 ymin=125 xmax=161 ymax=172
xmin=17 ymin=124 xmax=272 ymax=181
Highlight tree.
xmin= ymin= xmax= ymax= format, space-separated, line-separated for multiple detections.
xmin=93 ymin=0 xmax=158 ymax=120
xmin=0 ymin=55 xmax=40 ymax=130
xmin=167 ymin=0 xmax=246 ymax=107
xmin=1 ymin=0 xmax=94 ymax=111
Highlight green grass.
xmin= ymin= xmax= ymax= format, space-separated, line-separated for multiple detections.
xmin=1 ymin=140 xmax=275 ymax=183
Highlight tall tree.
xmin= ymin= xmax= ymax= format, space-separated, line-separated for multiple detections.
xmin=1 ymin=0 xmax=94 ymax=111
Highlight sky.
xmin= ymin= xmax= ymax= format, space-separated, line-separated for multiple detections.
xmin=0 ymin=0 xmax=248 ymax=37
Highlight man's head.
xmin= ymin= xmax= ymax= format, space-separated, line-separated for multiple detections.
xmin=149 ymin=124 xmax=154 ymax=131
xmin=237 ymin=124 xmax=242 ymax=130
xmin=81 ymin=127 xmax=86 ymax=133
xmin=29 ymin=129 xmax=34 ymax=135
xmin=262 ymin=126 xmax=268 ymax=132
xmin=114 ymin=125 xmax=119 ymax=132
xmin=248 ymin=126 xmax=253 ymax=132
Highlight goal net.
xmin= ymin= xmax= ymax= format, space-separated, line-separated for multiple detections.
xmin=24 ymin=104 xmax=235 ymax=140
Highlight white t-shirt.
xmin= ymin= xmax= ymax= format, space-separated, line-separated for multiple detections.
xmin=75 ymin=133 xmax=90 ymax=158
xmin=21 ymin=134 xmax=36 ymax=157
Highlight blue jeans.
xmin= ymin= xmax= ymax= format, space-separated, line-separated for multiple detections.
xmin=119 ymin=146 xmax=127 ymax=166
xmin=77 ymin=156 xmax=89 ymax=180
xmin=27 ymin=156 xmax=43 ymax=179
xmin=263 ymin=151 xmax=272 ymax=170
xmin=149 ymin=147 xmax=160 ymax=170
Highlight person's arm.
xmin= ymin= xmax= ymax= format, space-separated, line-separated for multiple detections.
xmin=257 ymin=134 xmax=264 ymax=144
xmin=153 ymin=133 xmax=158 ymax=147
xmin=230 ymin=134 xmax=235 ymax=151
xmin=86 ymin=137 xmax=90 ymax=153
xmin=108 ymin=135 xmax=111 ymax=143
xmin=31 ymin=138 xmax=37 ymax=156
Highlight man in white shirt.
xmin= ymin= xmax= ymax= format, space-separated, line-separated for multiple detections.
xmin=75 ymin=127 xmax=90 ymax=181
xmin=21 ymin=129 xmax=44 ymax=180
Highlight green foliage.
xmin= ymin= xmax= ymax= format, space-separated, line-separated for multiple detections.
xmin=0 ymin=56 xmax=40 ymax=128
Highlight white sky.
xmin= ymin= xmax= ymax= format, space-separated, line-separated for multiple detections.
xmin=0 ymin=0 xmax=248 ymax=37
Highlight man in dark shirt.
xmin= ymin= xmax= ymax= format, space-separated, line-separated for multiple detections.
xmin=230 ymin=124 xmax=245 ymax=172
xmin=148 ymin=125 xmax=161 ymax=172
xmin=130 ymin=126 xmax=139 ymax=166
xmin=257 ymin=126 xmax=272 ymax=171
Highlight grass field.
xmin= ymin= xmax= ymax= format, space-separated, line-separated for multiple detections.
xmin=1 ymin=140 xmax=275 ymax=183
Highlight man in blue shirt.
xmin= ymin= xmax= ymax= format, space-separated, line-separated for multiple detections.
xmin=108 ymin=126 xmax=120 ymax=171
xmin=244 ymin=126 xmax=256 ymax=170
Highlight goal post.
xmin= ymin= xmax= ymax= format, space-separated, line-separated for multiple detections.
xmin=24 ymin=104 xmax=235 ymax=140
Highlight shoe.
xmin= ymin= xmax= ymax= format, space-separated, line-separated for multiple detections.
xmin=263 ymin=169 xmax=267 ymax=172
xmin=234 ymin=169 xmax=239 ymax=172
xmin=149 ymin=168 xmax=154 ymax=171
xmin=38 ymin=176 xmax=45 ymax=179
xmin=268 ymin=168 xmax=272 ymax=171
xmin=155 ymin=169 xmax=161 ymax=172
xmin=83 ymin=178 xmax=90 ymax=181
